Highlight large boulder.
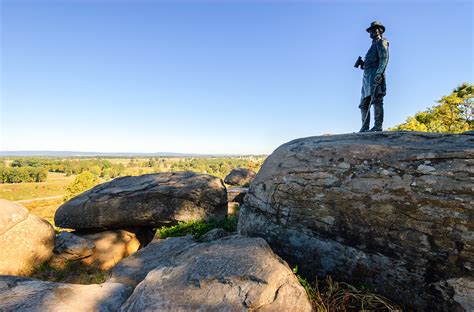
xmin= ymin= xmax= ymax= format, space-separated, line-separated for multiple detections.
xmin=224 ymin=168 xmax=256 ymax=186
xmin=0 ymin=276 xmax=131 ymax=311
xmin=0 ymin=199 xmax=55 ymax=275
xmin=55 ymin=172 xmax=227 ymax=230
xmin=119 ymin=235 xmax=312 ymax=311
xmin=238 ymin=132 xmax=474 ymax=311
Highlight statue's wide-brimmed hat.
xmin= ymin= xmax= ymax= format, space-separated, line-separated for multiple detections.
xmin=366 ymin=21 xmax=385 ymax=33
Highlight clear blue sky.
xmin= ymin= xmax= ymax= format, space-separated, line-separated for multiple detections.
xmin=1 ymin=0 xmax=472 ymax=154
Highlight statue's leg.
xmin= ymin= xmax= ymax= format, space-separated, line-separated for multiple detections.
xmin=370 ymin=95 xmax=384 ymax=131
xmin=359 ymin=97 xmax=371 ymax=132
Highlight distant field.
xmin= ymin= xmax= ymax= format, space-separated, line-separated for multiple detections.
xmin=0 ymin=172 xmax=74 ymax=226
xmin=21 ymin=197 xmax=65 ymax=226
xmin=0 ymin=172 xmax=74 ymax=201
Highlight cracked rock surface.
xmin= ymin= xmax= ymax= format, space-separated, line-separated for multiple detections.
xmin=118 ymin=235 xmax=312 ymax=312
xmin=238 ymin=131 xmax=474 ymax=310
xmin=54 ymin=172 xmax=228 ymax=230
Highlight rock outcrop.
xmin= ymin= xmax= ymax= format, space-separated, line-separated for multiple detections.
xmin=238 ymin=132 xmax=474 ymax=310
xmin=55 ymin=172 xmax=228 ymax=230
xmin=224 ymin=168 xmax=256 ymax=186
xmin=0 ymin=199 xmax=55 ymax=275
xmin=119 ymin=235 xmax=312 ymax=311
xmin=0 ymin=276 xmax=131 ymax=312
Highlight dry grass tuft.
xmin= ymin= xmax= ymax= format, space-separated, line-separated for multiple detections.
xmin=294 ymin=268 xmax=401 ymax=311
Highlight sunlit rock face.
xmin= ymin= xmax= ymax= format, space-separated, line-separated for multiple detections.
xmin=55 ymin=171 xmax=228 ymax=230
xmin=238 ymin=131 xmax=474 ymax=311
xmin=0 ymin=199 xmax=55 ymax=275
xmin=118 ymin=235 xmax=312 ymax=312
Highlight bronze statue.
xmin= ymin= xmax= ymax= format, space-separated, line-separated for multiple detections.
xmin=355 ymin=21 xmax=389 ymax=132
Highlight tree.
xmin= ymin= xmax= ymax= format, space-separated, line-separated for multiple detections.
xmin=64 ymin=171 xmax=100 ymax=201
xmin=391 ymin=83 xmax=473 ymax=133
xmin=89 ymin=165 xmax=102 ymax=177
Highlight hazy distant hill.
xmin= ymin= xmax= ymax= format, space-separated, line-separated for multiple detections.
xmin=0 ymin=151 xmax=247 ymax=158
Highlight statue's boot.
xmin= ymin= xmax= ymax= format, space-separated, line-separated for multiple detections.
xmin=359 ymin=107 xmax=370 ymax=132
xmin=370 ymin=101 xmax=384 ymax=131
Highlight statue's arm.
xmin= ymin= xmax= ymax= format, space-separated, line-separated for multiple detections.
xmin=376 ymin=39 xmax=389 ymax=75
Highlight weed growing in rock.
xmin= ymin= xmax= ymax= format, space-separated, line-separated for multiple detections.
xmin=155 ymin=216 xmax=238 ymax=239
xmin=293 ymin=266 xmax=400 ymax=311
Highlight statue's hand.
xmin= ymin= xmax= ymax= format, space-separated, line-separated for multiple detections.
xmin=374 ymin=74 xmax=383 ymax=84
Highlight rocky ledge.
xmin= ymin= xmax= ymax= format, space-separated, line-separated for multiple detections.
xmin=238 ymin=131 xmax=474 ymax=311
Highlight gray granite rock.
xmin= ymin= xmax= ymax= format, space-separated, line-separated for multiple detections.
xmin=227 ymin=187 xmax=248 ymax=204
xmin=119 ymin=235 xmax=312 ymax=311
xmin=53 ymin=232 xmax=96 ymax=261
xmin=55 ymin=172 xmax=228 ymax=230
xmin=0 ymin=276 xmax=131 ymax=312
xmin=238 ymin=131 xmax=474 ymax=311
xmin=199 ymin=228 xmax=230 ymax=242
xmin=224 ymin=168 xmax=256 ymax=186
xmin=107 ymin=236 xmax=197 ymax=287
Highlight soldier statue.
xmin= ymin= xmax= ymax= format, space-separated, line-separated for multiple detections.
xmin=355 ymin=21 xmax=389 ymax=132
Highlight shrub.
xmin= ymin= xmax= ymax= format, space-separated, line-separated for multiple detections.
xmin=64 ymin=171 xmax=100 ymax=201
xmin=156 ymin=216 xmax=238 ymax=239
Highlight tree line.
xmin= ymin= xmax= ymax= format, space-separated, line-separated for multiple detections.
xmin=0 ymin=167 xmax=48 ymax=183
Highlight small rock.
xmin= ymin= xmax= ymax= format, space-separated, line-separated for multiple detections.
xmin=200 ymin=228 xmax=230 ymax=242
xmin=338 ymin=162 xmax=351 ymax=169
xmin=224 ymin=168 xmax=256 ymax=186
xmin=53 ymin=232 xmax=95 ymax=261
xmin=417 ymin=164 xmax=436 ymax=174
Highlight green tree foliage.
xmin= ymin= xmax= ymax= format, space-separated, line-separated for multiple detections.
xmin=64 ymin=171 xmax=100 ymax=201
xmin=391 ymin=83 xmax=473 ymax=133
xmin=167 ymin=156 xmax=265 ymax=179
xmin=0 ymin=167 xmax=48 ymax=183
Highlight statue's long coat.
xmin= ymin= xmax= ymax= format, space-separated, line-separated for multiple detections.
xmin=361 ymin=38 xmax=389 ymax=99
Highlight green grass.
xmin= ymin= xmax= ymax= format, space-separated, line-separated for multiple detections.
xmin=156 ymin=216 xmax=238 ymax=239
